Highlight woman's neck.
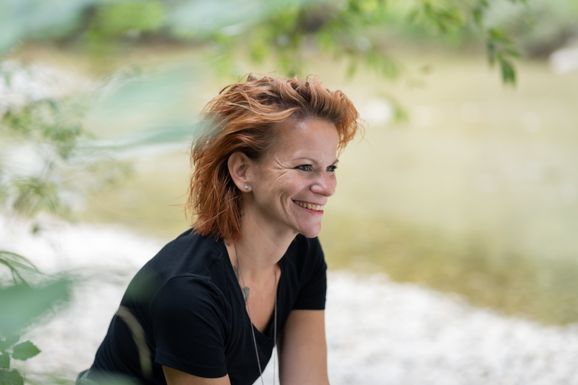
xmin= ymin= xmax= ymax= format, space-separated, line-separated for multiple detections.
xmin=227 ymin=209 xmax=296 ymax=281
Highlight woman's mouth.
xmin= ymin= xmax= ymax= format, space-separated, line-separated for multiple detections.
xmin=293 ymin=200 xmax=325 ymax=213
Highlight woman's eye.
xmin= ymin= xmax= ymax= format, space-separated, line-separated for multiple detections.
xmin=327 ymin=165 xmax=338 ymax=173
xmin=296 ymin=164 xmax=314 ymax=172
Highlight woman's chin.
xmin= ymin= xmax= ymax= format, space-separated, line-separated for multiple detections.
xmin=298 ymin=225 xmax=322 ymax=239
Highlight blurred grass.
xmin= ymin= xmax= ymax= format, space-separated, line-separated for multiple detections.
xmin=18 ymin=46 xmax=577 ymax=326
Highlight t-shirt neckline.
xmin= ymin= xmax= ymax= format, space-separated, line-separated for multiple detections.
xmin=216 ymin=237 xmax=288 ymax=339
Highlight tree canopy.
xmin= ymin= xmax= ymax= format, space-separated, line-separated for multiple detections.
xmin=1 ymin=0 xmax=536 ymax=83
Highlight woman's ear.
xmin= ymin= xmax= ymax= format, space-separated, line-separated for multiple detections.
xmin=227 ymin=152 xmax=254 ymax=192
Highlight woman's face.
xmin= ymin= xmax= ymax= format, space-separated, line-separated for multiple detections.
xmin=246 ymin=117 xmax=340 ymax=239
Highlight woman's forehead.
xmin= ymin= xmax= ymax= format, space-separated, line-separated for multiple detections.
xmin=272 ymin=117 xmax=338 ymax=144
xmin=264 ymin=118 xmax=339 ymax=160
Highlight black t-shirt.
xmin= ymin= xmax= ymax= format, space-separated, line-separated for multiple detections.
xmin=85 ymin=230 xmax=327 ymax=385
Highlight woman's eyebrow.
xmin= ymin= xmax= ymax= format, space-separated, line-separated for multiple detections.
xmin=293 ymin=157 xmax=340 ymax=165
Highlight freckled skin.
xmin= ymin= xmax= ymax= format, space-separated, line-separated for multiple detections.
xmin=245 ymin=117 xmax=339 ymax=240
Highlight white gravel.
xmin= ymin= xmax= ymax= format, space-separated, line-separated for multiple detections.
xmin=2 ymin=215 xmax=578 ymax=385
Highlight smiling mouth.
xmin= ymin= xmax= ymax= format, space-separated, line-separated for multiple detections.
xmin=293 ymin=200 xmax=325 ymax=212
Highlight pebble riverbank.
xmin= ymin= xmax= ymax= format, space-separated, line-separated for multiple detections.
xmin=2 ymin=216 xmax=578 ymax=385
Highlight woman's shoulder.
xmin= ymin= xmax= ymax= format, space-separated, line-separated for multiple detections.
xmin=283 ymin=235 xmax=325 ymax=270
xmin=161 ymin=229 xmax=223 ymax=256
xmin=148 ymin=230 xmax=224 ymax=269
xmin=123 ymin=230 xmax=228 ymax=301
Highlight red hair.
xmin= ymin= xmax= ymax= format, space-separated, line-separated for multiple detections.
xmin=187 ymin=74 xmax=359 ymax=240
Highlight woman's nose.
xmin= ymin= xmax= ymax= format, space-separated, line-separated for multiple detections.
xmin=311 ymin=172 xmax=336 ymax=196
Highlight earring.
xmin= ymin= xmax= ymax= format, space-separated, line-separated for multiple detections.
xmin=244 ymin=184 xmax=251 ymax=192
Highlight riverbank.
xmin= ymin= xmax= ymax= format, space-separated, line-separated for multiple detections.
xmin=2 ymin=216 xmax=577 ymax=385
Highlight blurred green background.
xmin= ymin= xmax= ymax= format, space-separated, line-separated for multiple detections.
xmin=2 ymin=0 xmax=578 ymax=339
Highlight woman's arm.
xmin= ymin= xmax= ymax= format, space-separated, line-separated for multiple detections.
xmin=278 ymin=310 xmax=330 ymax=385
xmin=163 ymin=366 xmax=231 ymax=385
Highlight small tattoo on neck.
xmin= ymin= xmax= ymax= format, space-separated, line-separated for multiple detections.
xmin=242 ymin=286 xmax=250 ymax=302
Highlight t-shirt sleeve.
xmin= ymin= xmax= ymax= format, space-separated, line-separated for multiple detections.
xmin=293 ymin=237 xmax=328 ymax=310
xmin=150 ymin=276 xmax=229 ymax=378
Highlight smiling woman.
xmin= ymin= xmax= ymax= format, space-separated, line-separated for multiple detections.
xmin=228 ymin=117 xmax=339 ymax=239
xmin=78 ymin=75 xmax=359 ymax=385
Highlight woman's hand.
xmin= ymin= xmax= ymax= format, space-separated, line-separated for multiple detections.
xmin=162 ymin=366 xmax=231 ymax=385
xmin=278 ymin=310 xmax=330 ymax=385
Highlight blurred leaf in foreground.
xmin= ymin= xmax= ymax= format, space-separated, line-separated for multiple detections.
xmin=0 ymin=277 xmax=72 ymax=339
xmin=83 ymin=62 xmax=214 ymax=149
xmin=0 ymin=0 xmax=97 ymax=54
xmin=11 ymin=340 xmax=40 ymax=361
xmin=0 ymin=369 xmax=24 ymax=385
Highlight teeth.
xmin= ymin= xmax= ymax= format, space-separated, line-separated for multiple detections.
xmin=294 ymin=200 xmax=323 ymax=211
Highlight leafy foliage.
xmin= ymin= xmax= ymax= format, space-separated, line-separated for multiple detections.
xmin=0 ymin=89 xmax=83 ymax=381
xmin=486 ymin=27 xmax=520 ymax=84
xmin=0 ymin=0 xmax=537 ymax=84
xmin=0 ymin=250 xmax=72 ymax=385
xmin=0 ymin=94 xmax=84 ymax=218
xmin=0 ymin=90 xmax=133 ymax=223
xmin=2 ymin=99 xmax=84 ymax=160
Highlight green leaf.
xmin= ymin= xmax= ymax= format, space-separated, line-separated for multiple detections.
xmin=0 ymin=353 xmax=10 ymax=369
xmin=87 ymin=64 xmax=201 ymax=135
xmin=0 ymin=278 xmax=72 ymax=338
xmin=0 ymin=369 xmax=24 ymax=385
xmin=11 ymin=341 xmax=40 ymax=361
xmin=488 ymin=27 xmax=511 ymax=44
xmin=472 ymin=0 xmax=489 ymax=26
xmin=500 ymin=58 xmax=517 ymax=85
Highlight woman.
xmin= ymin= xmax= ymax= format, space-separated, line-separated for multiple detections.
xmin=80 ymin=74 xmax=359 ymax=385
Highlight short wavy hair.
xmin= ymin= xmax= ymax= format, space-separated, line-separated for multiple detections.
xmin=187 ymin=74 xmax=359 ymax=240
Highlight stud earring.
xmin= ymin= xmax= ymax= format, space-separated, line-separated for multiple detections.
xmin=244 ymin=185 xmax=251 ymax=192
